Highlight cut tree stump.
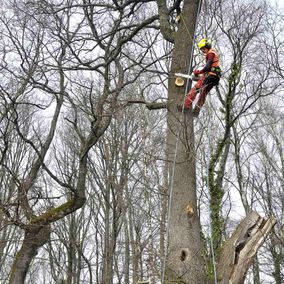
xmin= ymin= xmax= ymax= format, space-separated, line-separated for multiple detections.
xmin=217 ymin=211 xmax=276 ymax=284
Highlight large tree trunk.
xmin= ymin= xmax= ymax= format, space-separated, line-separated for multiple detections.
xmin=165 ymin=0 xmax=206 ymax=282
xmin=217 ymin=212 xmax=276 ymax=284
xmin=9 ymin=224 xmax=51 ymax=284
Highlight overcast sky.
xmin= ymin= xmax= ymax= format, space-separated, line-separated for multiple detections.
xmin=274 ymin=0 xmax=284 ymax=8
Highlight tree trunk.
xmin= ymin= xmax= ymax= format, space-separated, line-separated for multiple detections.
xmin=124 ymin=215 xmax=130 ymax=284
xmin=270 ymin=245 xmax=282 ymax=284
xmin=165 ymin=0 xmax=206 ymax=282
xmin=252 ymin=256 xmax=261 ymax=284
xmin=217 ymin=212 xmax=276 ymax=284
xmin=9 ymin=224 xmax=51 ymax=284
xmin=102 ymin=184 xmax=113 ymax=284
xmin=159 ymin=167 xmax=168 ymax=274
xmin=67 ymin=215 xmax=77 ymax=284
xmin=266 ymin=175 xmax=282 ymax=284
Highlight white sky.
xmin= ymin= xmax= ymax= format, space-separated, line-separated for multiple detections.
xmin=274 ymin=0 xmax=284 ymax=8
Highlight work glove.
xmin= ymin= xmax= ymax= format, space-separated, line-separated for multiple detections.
xmin=193 ymin=69 xmax=202 ymax=76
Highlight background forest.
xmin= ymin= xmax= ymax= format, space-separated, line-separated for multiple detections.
xmin=0 ymin=0 xmax=283 ymax=283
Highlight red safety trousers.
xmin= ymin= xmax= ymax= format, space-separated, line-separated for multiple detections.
xmin=184 ymin=74 xmax=219 ymax=110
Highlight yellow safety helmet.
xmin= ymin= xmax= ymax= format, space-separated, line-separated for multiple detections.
xmin=197 ymin=38 xmax=212 ymax=49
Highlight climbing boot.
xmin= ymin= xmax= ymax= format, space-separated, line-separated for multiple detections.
xmin=192 ymin=107 xmax=200 ymax=117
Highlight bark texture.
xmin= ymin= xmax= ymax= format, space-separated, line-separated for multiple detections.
xmin=9 ymin=225 xmax=51 ymax=284
xmin=217 ymin=212 xmax=276 ymax=284
xmin=164 ymin=0 xmax=206 ymax=282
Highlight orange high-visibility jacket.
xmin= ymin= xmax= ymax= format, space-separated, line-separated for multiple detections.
xmin=206 ymin=48 xmax=221 ymax=76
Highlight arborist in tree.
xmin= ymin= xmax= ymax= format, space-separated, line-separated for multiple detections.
xmin=178 ymin=38 xmax=221 ymax=117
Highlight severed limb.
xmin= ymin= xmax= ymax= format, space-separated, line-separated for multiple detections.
xmin=217 ymin=211 xmax=276 ymax=284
